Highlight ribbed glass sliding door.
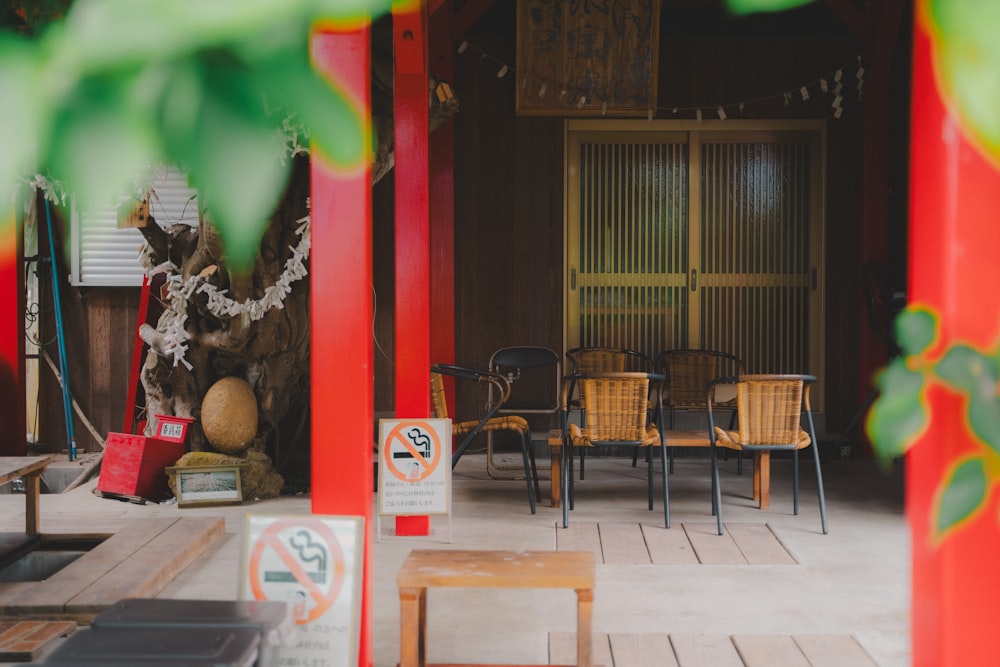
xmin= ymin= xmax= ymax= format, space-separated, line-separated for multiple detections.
xmin=699 ymin=132 xmax=820 ymax=374
xmin=566 ymin=121 xmax=824 ymax=388
xmin=566 ymin=131 xmax=690 ymax=361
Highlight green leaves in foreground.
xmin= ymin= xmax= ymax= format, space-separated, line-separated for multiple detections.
xmin=935 ymin=456 xmax=989 ymax=541
xmin=1 ymin=0 xmax=400 ymax=270
xmin=725 ymin=0 xmax=816 ymax=15
xmin=868 ymin=303 xmax=1000 ymax=541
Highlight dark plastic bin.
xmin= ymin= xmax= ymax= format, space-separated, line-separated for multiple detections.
xmin=90 ymin=599 xmax=294 ymax=667
xmin=40 ymin=626 xmax=259 ymax=666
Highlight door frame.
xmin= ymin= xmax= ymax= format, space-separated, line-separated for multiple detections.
xmin=563 ymin=118 xmax=827 ymax=407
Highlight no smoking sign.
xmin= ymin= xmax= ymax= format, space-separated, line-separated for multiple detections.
xmin=378 ymin=418 xmax=451 ymax=516
xmin=242 ymin=515 xmax=364 ymax=665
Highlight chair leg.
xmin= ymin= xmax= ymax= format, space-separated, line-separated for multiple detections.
xmin=725 ymin=411 xmax=743 ymax=475
xmin=519 ymin=431 xmax=536 ymax=515
xmin=528 ymin=438 xmax=541 ymax=502
xmin=709 ymin=444 xmax=724 ymax=535
xmin=793 ymin=449 xmax=800 ymax=515
xmin=561 ymin=438 xmax=570 ymax=528
xmin=812 ymin=443 xmax=828 ymax=534
xmin=568 ymin=445 xmax=576 ymax=510
xmin=647 ymin=447 xmax=654 ymax=511
xmin=579 ymin=448 xmax=586 ymax=480
xmin=659 ymin=442 xmax=670 ymax=528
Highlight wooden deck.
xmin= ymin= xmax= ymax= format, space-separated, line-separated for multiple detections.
xmin=556 ymin=521 xmax=796 ymax=565
xmin=0 ymin=516 xmax=225 ymax=622
xmin=550 ymin=632 xmax=879 ymax=667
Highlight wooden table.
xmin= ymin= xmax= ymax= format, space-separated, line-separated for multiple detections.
xmin=0 ymin=456 xmax=52 ymax=535
xmin=397 ymin=549 xmax=596 ymax=667
xmin=546 ymin=429 xmax=773 ymax=510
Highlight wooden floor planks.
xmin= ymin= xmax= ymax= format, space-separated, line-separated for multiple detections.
xmin=557 ymin=521 xmax=796 ymax=565
xmin=0 ymin=516 xmax=224 ymax=621
xmin=0 ymin=620 xmax=76 ymax=661
xmin=550 ymin=632 xmax=879 ymax=667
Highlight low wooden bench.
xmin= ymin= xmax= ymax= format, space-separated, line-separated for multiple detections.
xmin=0 ymin=457 xmax=53 ymax=536
xmin=397 ymin=549 xmax=596 ymax=667
xmin=546 ymin=429 xmax=773 ymax=510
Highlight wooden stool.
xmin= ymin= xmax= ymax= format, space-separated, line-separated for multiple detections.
xmin=397 ymin=549 xmax=596 ymax=667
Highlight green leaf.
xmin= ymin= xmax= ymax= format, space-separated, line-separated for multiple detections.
xmin=866 ymin=360 xmax=929 ymax=463
xmin=0 ymin=38 xmax=41 ymax=199
xmin=181 ymin=53 xmax=288 ymax=270
xmin=927 ymin=0 xmax=1000 ymax=164
xmin=256 ymin=47 xmax=366 ymax=171
xmin=936 ymin=344 xmax=999 ymax=392
xmin=46 ymin=75 xmax=159 ymax=214
xmin=934 ymin=455 xmax=989 ymax=540
xmin=935 ymin=345 xmax=1000 ymax=452
xmin=895 ymin=307 xmax=938 ymax=357
xmin=726 ymin=0 xmax=816 ymax=15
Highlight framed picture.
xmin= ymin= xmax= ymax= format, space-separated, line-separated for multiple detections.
xmin=516 ymin=0 xmax=661 ymax=116
xmin=167 ymin=464 xmax=246 ymax=508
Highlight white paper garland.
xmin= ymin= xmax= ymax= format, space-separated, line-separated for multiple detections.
xmin=142 ymin=212 xmax=311 ymax=370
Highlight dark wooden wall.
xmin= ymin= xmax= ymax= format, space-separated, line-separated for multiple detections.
xmin=37 ymin=206 xmax=140 ymax=455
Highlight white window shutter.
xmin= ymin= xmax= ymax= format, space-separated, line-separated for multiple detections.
xmin=70 ymin=167 xmax=198 ymax=287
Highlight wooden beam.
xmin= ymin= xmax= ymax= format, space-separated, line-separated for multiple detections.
xmin=430 ymin=0 xmax=456 ymax=416
xmin=0 ymin=205 xmax=25 ymax=456
xmin=453 ymin=0 xmax=496 ymax=40
xmin=309 ymin=27 xmax=375 ymax=667
xmin=909 ymin=13 xmax=1000 ymax=665
xmin=393 ymin=3 xmax=432 ymax=537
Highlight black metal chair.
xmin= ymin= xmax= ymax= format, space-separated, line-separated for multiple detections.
xmin=486 ymin=346 xmax=561 ymax=479
xmin=431 ymin=364 xmax=541 ymax=514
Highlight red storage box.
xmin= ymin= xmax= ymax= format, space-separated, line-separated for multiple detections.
xmin=97 ymin=432 xmax=186 ymax=501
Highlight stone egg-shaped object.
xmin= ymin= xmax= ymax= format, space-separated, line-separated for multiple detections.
xmin=200 ymin=376 xmax=258 ymax=453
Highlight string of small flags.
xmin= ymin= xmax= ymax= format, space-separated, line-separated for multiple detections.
xmin=457 ymin=39 xmax=864 ymax=121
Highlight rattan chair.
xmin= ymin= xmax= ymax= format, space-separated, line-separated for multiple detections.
xmin=565 ymin=347 xmax=652 ymax=479
xmin=653 ymin=349 xmax=743 ymax=472
xmin=707 ymin=374 xmax=828 ymax=535
xmin=559 ymin=372 xmax=669 ymax=528
xmin=431 ymin=364 xmax=541 ymax=514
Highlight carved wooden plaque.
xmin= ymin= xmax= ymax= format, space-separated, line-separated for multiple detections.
xmin=516 ymin=0 xmax=661 ymax=116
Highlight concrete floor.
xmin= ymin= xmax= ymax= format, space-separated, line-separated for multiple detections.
xmin=1 ymin=451 xmax=909 ymax=666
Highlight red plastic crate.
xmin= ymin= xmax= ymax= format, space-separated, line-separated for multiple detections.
xmin=97 ymin=432 xmax=186 ymax=501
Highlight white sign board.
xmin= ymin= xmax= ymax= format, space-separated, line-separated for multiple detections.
xmin=241 ymin=514 xmax=364 ymax=667
xmin=378 ymin=418 xmax=452 ymax=515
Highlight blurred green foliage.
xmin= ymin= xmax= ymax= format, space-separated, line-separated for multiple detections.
xmin=1 ymin=0 xmax=400 ymax=269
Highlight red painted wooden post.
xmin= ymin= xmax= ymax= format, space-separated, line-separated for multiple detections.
xmin=0 ymin=207 xmax=25 ymax=456
xmin=429 ymin=3 xmax=456 ymax=418
xmin=309 ymin=28 xmax=374 ymax=667
xmin=908 ymin=10 xmax=1000 ymax=666
xmin=393 ymin=2 xmax=432 ymax=537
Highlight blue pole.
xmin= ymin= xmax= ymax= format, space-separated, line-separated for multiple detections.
xmin=44 ymin=200 xmax=77 ymax=462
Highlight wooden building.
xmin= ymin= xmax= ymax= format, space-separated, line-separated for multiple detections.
xmin=34 ymin=1 xmax=910 ymax=465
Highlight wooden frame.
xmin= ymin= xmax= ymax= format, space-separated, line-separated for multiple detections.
xmin=516 ymin=0 xmax=661 ymax=116
xmin=168 ymin=465 xmax=245 ymax=508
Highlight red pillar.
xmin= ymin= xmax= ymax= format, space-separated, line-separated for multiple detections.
xmin=309 ymin=28 xmax=374 ymax=667
xmin=0 ymin=206 xmax=25 ymax=456
xmin=908 ymin=9 xmax=1000 ymax=665
xmin=429 ymin=1 xmax=456 ymax=408
xmin=393 ymin=2 xmax=432 ymax=536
